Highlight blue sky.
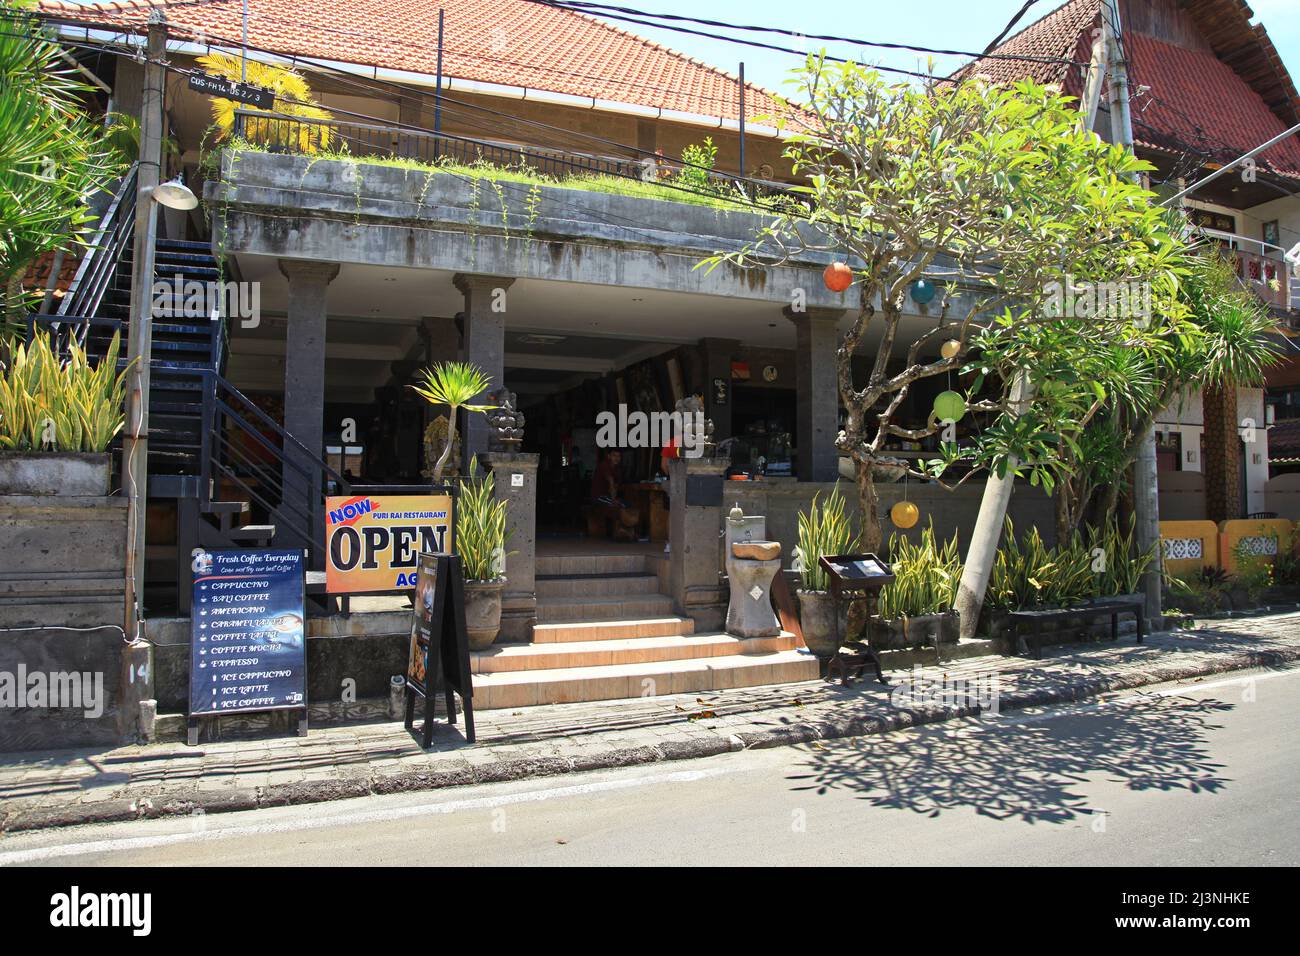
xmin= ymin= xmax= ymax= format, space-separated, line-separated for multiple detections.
xmin=595 ymin=0 xmax=1300 ymax=101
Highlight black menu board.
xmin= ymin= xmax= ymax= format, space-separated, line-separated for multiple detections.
xmin=188 ymin=548 xmax=308 ymax=743
xmin=404 ymin=552 xmax=475 ymax=746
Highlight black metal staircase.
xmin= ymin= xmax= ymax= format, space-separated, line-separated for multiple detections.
xmin=26 ymin=164 xmax=349 ymax=614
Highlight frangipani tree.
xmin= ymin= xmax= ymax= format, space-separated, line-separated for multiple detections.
xmin=706 ymin=56 xmax=1186 ymax=551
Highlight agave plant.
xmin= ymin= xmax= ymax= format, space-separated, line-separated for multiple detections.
xmin=793 ymin=483 xmax=855 ymax=592
xmin=456 ymin=459 xmax=512 ymax=583
xmin=0 ymin=330 xmax=131 ymax=452
xmin=409 ymin=361 xmax=496 ymax=481
xmin=877 ymin=524 xmax=962 ymax=621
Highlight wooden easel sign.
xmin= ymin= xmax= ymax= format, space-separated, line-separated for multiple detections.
xmin=188 ymin=548 xmax=308 ymax=745
xmin=404 ymin=552 xmax=476 ymax=746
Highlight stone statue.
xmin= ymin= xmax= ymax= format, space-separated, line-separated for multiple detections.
xmin=486 ymin=388 xmax=525 ymax=450
xmin=422 ymin=414 xmax=461 ymax=479
xmin=674 ymin=394 xmax=715 ymax=457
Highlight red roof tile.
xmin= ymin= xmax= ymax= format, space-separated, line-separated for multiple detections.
xmin=952 ymin=0 xmax=1300 ymax=179
xmin=39 ymin=0 xmax=786 ymax=124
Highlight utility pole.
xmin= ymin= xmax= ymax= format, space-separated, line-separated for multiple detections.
xmin=1104 ymin=0 xmax=1162 ymax=630
xmin=122 ymin=13 xmax=167 ymax=646
xmin=738 ymin=62 xmax=746 ymax=178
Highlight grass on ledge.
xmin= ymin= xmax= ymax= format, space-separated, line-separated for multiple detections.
xmin=222 ymin=138 xmax=791 ymax=213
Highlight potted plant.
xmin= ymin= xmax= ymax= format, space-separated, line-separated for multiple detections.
xmin=410 ymin=361 xmax=495 ymax=481
xmin=793 ymin=483 xmax=856 ymax=658
xmin=871 ymin=524 xmax=961 ymax=649
xmin=0 ymin=330 xmax=130 ymax=495
xmin=457 ymin=459 xmax=512 ymax=649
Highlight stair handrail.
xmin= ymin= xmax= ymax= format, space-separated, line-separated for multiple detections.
xmin=201 ymin=369 xmax=352 ymax=561
xmin=57 ymin=164 xmax=139 ymax=328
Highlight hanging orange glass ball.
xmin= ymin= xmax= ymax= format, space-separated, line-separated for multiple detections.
xmin=890 ymin=500 xmax=919 ymax=529
xmin=823 ymin=262 xmax=854 ymax=292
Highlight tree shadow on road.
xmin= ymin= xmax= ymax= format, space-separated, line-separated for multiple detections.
xmin=787 ymin=691 xmax=1235 ymax=824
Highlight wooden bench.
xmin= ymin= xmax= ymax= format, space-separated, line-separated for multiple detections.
xmin=1008 ymin=595 xmax=1145 ymax=659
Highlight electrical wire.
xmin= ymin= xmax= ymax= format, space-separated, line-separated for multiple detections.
xmin=530 ymin=0 xmax=1090 ymax=67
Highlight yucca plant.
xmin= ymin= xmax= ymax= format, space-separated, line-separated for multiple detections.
xmin=456 ymin=459 xmax=511 ymax=583
xmin=793 ymin=483 xmax=855 ymax=592
xmin=0 ymin=330 xmax=130 ymax=452
xmin=877 ymin=524 xmax=962 ymax=620
xmin=409 ymin=361 xmax=496 ymax=482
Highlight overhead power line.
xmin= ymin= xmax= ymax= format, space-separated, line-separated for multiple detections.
xmin=530 ymin=0 xmax=1088 ymax=67
xmin=980 ymin=0 xmax=1044 ymax=56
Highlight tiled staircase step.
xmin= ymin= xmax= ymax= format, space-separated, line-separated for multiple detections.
xmin=535 ymin=573 xmax=661 ymax=599
xmin=533 ymin=616 xmax=695 ymax=643
xmin=535 ymin=553 xmax=651 ymax=576
xmin=473 ymin=631 xmax=798 ymax=673
xmin=471 ymin=650 xmax=818 ymax=709
xmin=536 ymin=593 xmax=675 ymax=623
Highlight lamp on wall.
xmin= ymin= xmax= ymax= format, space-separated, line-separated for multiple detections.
xmin=150 ymin=174 xmax=198 ymax=210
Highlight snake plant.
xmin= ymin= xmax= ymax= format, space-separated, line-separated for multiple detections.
xmin=457 ymin=458 xmax=512 ymax=583
xmin=793 ymin=483 xmax=856 ymax=592
xmin=877 ymin=524 xmax=962 ymax=620
xmin=0 ymin=330 xmax=130 ymax=452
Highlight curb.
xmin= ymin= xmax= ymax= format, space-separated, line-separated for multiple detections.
xmin=3 ymin=644 xmax=1296 ymax=835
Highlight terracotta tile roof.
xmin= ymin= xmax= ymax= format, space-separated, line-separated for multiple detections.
xmin=39 ymin=0 xmax=786 ymax=124
xmin=951 ymin=0 xmax=1300 ymax=179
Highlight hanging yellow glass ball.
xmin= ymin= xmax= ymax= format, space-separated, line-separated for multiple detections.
xmin=940 ymin=339 xmax=961 ymax=360
xmin=933 ymin=390 xmax=966 ymax=422
xmin=890 ymin=500 xmax=919 ymax=529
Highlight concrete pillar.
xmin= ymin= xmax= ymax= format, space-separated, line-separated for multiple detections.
xmin=480 ymin=451 xmax=539 ymax=643
xmin=454 ymin=274 xmax=513 ymax=470
xmin=278 ymin=260 xmax=339 ymax=508
xmin=667 ymin=456 xmax=730 ymax=630
xmin=1203 ymin=383 xmax=1242 ymax=522
xmin=700 ymin=337 xmax=739 ymax=442
xmin=785 ymin=306 xmax=844 ymax=482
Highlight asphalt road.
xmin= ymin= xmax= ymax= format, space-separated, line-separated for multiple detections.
xmin=2 ymin=667 xmax=1297 ymax=866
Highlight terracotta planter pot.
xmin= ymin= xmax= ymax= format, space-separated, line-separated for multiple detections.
xmin=463 ymin=578 xmax=505 ymax=650
xmin=796 ymin=589 xmax=846 ymax=658
xmin=0 ymin=451 xmax=110 ymax=496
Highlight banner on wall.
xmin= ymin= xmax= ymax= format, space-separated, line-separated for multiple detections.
xmin=324 ymin=491 xmax=453 ymax=594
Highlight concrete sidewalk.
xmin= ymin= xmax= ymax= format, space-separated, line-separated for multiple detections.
xmin=2 ymin=612 xmax=1297 ymax=834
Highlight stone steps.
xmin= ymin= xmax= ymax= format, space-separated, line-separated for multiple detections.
xmin=474 ymin=631 xmax=798 ymax=673
xmin=471 ymin=649 xmax=818 ymax=710
xmin=535 ymin=572 xmax=660 ymax=599
xmin=535 ymin=553 xmax=652 ymax=576
xmin=536 ymin=592 xmax=675 ymax=623
xmin=532 ymin=616 xmax=695 ymax=643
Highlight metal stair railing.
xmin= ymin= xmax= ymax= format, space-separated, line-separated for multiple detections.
xmin=56 ymin=164 xmax=139 ymax=336
xmin=201 ymin=370 xmax=352 ymax=567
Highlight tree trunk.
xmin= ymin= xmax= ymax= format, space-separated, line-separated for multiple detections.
xmin=433 ymin=411 xmax=457 ymax=483
xmin=953 ymin=370 xmax=1034 ymax=638
xmin=854 ymin=454 xmax=882 ymax=553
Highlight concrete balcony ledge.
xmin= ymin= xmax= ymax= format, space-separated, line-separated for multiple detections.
xmin=208 ymin=149 xmax=854 ymax=305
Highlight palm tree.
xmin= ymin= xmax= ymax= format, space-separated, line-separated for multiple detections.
xmin=0 ymin=2 xmax=123 ymax=333
xmin=197 ymin=52 xmax=335 ymax=153
xmin=410 ymin=362 xmax=496 ymax=482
